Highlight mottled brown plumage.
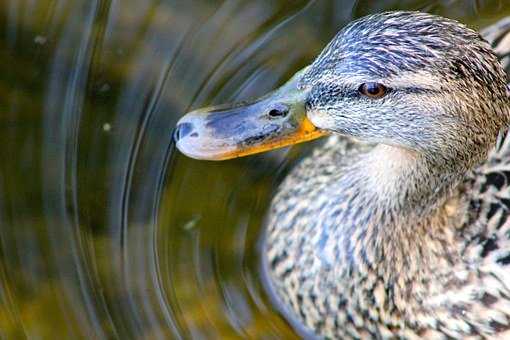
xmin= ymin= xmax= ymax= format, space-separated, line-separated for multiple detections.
xmin=260 ymin=12 xmax=510 ymax=339
xmin=175 ymin=11 xmax=510 ymax=339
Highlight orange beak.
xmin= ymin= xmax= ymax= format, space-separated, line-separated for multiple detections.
xmin=174 ymin=68 xmax=328 ymax=160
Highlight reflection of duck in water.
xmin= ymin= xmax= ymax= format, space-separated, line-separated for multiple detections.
xmin=175 ymin=11 xmax=510 ymax=338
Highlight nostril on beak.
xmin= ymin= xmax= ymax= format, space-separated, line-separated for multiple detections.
xmin=173 ymin=122 xmax=194 ymax=142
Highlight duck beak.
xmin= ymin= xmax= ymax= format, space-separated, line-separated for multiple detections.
xmin=174 ymin=69 xmax=328 ymax=160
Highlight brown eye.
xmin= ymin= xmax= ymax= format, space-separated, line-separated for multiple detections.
xmin=359 ymin=82 xmax=387 ymax=98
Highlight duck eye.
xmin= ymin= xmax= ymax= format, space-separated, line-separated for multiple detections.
xmin=359 ymin=82 xmax=387 ymax=98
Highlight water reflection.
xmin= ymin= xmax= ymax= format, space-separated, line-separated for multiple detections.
xmin=0 ymin=0 xmax=508 ymax=338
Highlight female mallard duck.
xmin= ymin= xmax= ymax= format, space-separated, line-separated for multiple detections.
xmin=175 ymin=11 xmax=510 ymax=339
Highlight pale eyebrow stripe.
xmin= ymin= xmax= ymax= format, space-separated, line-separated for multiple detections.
xmin=312 ymin=71 xmax=443 ymax=91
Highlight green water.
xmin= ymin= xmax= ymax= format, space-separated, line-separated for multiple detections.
xmin=0 ymin=0 xmax=509 ymax=338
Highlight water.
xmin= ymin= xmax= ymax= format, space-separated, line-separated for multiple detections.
xmin=0 ymin=0 xmax=509 ymax=338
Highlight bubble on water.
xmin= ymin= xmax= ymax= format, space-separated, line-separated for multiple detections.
xmin=34 ymin=35 xmax=47 ymax=45
xmin=100 ymin=83 xmax=111 ymax=92
xmin=182 ymin=214 xmax=201 ymax=231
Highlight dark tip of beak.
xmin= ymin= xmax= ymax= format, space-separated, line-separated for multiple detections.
xmin=173 ymin=122 xmax=194 ymax=142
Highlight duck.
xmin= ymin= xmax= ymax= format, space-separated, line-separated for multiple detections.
xmin=174 ymin=11 xmax=510 ymax=339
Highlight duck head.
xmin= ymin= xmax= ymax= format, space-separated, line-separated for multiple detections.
xmin=175 ymin=11 xmax=509 ymax=163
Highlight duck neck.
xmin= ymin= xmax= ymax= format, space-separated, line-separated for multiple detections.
xmin=356 ymin=144 xmax=467 ymax=216
xmin=337 ymin=144 xmax=476 ymax=279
